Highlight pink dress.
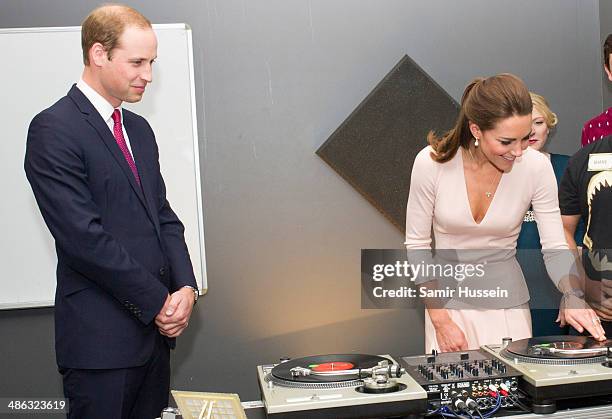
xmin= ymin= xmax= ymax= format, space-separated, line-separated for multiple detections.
xmin=405 ymin=146 xmax=572 ymax=352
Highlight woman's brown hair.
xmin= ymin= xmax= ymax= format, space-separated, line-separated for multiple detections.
xmin=427 ymin=73 xmax=532 ymax=163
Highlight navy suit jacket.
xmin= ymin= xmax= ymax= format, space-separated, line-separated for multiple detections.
xmin=25 ymin=85 xmax=197 ymax=369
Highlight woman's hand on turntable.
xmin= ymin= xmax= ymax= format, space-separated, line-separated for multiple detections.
xmin=557 ymin=295 xmax=606 ymax=341
xmin=430 ymin=309 xmax=469 ymax=352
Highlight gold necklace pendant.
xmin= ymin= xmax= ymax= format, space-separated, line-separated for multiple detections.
xmin=484 ymin=171 xmax=501 ymax=198
xmin=464 ymin=147 xmax=500 ymax=199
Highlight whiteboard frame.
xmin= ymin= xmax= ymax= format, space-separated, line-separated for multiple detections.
xmin=0 ymin=23 xmax=207 ymax=309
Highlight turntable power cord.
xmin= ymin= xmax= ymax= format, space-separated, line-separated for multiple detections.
xmin=506 ymin=391 xmax=530 ymax=413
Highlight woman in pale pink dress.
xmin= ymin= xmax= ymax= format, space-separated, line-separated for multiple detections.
xmin=404 ymin=74 xmax=605 ymax=352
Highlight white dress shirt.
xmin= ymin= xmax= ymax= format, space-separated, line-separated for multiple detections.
xmin=76 ymin=79 xmax=134 ymax=155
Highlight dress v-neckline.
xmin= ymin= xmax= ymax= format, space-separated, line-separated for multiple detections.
xmin=458 ymin=149 xmax=503 ymax=226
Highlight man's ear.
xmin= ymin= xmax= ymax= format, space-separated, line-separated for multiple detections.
xmin=604 ymin=54 xmax=612 ymax=82
xmin=89 ymin=42 xmax=108 ymax=67
xmin=605 ymin=64 xmax=612 ymax=82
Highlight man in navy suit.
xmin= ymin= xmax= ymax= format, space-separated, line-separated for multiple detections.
xmin=24 ymin=4 xmax=198 ymax=418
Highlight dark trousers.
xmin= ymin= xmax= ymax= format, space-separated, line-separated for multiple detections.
xmin=60 ymin=334 xmax=170 ymax=419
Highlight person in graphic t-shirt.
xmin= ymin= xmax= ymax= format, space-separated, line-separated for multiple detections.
xmin=581 ymin=34 xmax=612 ymax=147
xmin=560 ymin=134 xmax=612 ymax=337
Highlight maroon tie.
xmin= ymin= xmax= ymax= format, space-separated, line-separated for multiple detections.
xmin=111 ymin=109 xmax=140 ymax=185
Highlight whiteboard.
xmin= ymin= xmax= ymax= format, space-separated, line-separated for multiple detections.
xmin=0 ymin=24 xmax=207 ymax=309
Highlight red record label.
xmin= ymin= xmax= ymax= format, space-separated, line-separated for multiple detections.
xmin=310 ymin=362 xmax=354 ymax=372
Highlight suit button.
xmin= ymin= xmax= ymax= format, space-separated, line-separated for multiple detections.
xmin=159 ymin=267 xmax=166 ymax=277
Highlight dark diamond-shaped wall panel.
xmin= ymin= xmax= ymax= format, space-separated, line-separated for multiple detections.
xmin=316 ymin=55 xmax=459 ymax=232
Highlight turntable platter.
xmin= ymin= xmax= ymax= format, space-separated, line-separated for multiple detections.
xmin=271 ymin=354 xmax=390 ymax=384
xmin=503 ymin=336 xmax=612 ymax=363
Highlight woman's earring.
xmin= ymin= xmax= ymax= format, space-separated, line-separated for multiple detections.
xmin=474 ymin=138 xmax=479 ymax=147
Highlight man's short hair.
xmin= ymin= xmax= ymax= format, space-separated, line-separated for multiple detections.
xmin=604 ymin=34 xmax=612 ymax=71
xmin=81 ymin=3 xmax=151 ymax=65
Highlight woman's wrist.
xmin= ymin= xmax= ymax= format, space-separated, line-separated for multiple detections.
xmin=428 ymin=308 xmax=451 ymax=327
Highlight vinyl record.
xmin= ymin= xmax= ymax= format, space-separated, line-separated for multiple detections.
xmin=271 ymin=354 xmax=391 ymax=383
xmin=505 ymin=335 xmax=612 ymax=360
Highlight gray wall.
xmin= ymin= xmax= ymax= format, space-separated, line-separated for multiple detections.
xmin=0 ymin=0 xmax=605 ymax=407
xmin=601 ymin=0 xmax=612 ymax=108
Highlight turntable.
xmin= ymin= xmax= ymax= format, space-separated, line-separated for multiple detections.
xmin=482 ymin=335 xmax=612 ymax=413
xmin=256 ymin=354 xmax=427 ymax=418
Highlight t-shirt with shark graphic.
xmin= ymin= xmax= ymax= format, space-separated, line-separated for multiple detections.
xmin=559 ymin=137 xmax=612 ymax=287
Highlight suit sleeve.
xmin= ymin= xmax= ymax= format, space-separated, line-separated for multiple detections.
xmin=146 ymin=122 xmax=198 ymax=292
xmin=24 ymin=112 xmax=168 ymax=325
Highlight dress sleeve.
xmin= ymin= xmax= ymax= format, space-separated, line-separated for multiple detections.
xmin=405 ymin=147 xmax=437 ymax=250
xmin=531 ymin=156 xmax=576 ymax=286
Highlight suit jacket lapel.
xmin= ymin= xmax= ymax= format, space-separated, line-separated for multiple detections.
xmin=67 ymin=86 xmax=150 ymax=215
xmin=123 ymin=112 xmax=161 ymax=236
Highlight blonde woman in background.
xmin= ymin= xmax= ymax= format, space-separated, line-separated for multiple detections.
xmin=517 ymin=93 xmax=584 ymax=337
